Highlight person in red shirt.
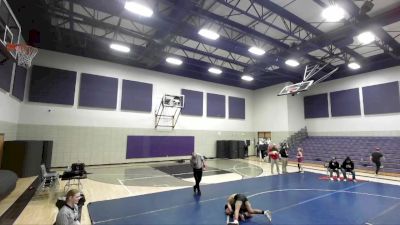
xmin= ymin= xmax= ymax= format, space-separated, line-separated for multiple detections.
xmin=268 ymin=144 xmax=280 ymax=174
xmin=296 ymin=148 xmax=304 ymax=173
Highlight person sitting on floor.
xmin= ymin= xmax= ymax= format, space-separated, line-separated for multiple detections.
xmin=328 ymin=157 xmax=340 ymax=181
xmin=224 ymin=193 xmax=272 ymax=224
xmin=341 ymin=156 xmax=356 ymax=182
xmin=56 ymin=189 xmax=81 ymax=225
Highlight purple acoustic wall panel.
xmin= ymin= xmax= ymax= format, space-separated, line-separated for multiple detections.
xmin=79 ymin=73 xmax=118 ymax=109
xmin=12 ymin=66 xmax=27 ymax=101
xmin=229 ymin=96 xmax=245 ymax=119
xmin=121 ymin=80 xmax=152 ymax=112
xmin=207 ymin=93 xmax=225 ymax=118
xmin=362 ymin=81 xmax=400 ymax=115
xmin=29 ymin=65 xmax=76 ymax=105
xmin=181 ymin=89 xmax=203 ymax=116
xmin=126 ymin=136 xmax=195 ymax=158
xmin=304 ymin=93 xmax=329 ymax=118
xmin=330 ymin=88 xmax=361 ymax=117
xmin=0 ymin=60 xmax=14 ymax=92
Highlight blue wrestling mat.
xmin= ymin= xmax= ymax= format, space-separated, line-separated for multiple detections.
xmin=88 ymin=172 xmax=400 ymax=225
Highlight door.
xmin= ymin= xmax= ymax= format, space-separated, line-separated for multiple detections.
xmin=0 ymin=134 xmax=4 ymax=167
xmin=258 ymin=131 xmax=271 ymax=142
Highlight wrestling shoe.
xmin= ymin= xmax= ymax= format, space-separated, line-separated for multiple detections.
xmin=264 ymin=210 xmax=272 ymax=222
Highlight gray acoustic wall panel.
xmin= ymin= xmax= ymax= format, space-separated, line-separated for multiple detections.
xmin=0 ymin=60 xmax=14 ymax=92
xmin=121 ymin=80 xmax=152 ymax=112
xmin=29 ymin=65 xmax=76 ymax=105
xmin=363 ymin=81 xmax=400 ymax=115
xmin=12 ymin=66 xmax=27 ymax=101
xmin=79 ymin=73 xmax=118 ymax=109
xmin=229 ymin=96 xmax=245 ymax=119
xmin=304 ymin=93 xmax=329 ymax=118
xmin=330 ymin=88 xmax=361 ymax=117
xmin=207 ymin=93 xmax=225 ymax=118
xmin=181 ymin=89 xmax=203 ymax=116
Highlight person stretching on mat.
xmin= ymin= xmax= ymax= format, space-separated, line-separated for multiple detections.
xmin=224 ymin=193 xmax=272 ymax=224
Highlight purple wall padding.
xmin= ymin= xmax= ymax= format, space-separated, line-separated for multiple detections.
xmin=207 ymin=93 xmax=225 ymax=118
xmin=304 ymin=93 xmax=329 ymax=118
xmin=79 ymin=73 xmax=118 ymax=109
xmin=229 ymin=96 xmax=245 ymax=119
xmin=0 ymin=60 xmax=14 ymax=92
xmin=29 ymin=65 xmax=76 ymax=105
xmin=330 ymin=88 xmax=361 ymax=117
xmin=362 ymin=81 xmax=400 ymax=115
xmin=181 ymin=89 xmax=203 ymax=116
xmin=121 ymin=80 xmax=152 ymax=112
xmin=12 ymin=66 xmax=27 ymax=101
xmin=126 ymin=136 xmax=194 ymax=158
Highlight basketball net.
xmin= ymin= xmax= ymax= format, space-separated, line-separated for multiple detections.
xmin=6 ymin=44 xmax=38 ymax=68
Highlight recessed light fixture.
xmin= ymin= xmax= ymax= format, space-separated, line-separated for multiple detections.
xmin=110 ymin=43 xmax=130 ymax=53
xmin=285 ymin=59 xmax=300 ymax=67
xmin=322 ymin=5 xmax=345 ymax=22
xmin=124 ymin=1 xmax=153 ymax=17
xmin=166 ymin=57 xmax=183 ymax=65
xmin=348 ymin=62 xmax=361 ymax=70
xmin=241 ymin=75 xmax=254 ymax=81
xmin=208 ymin=67 xmax=222 ymax=75
xmin=248 ymin=46 xmax=265 ymax=56
xmin=198 ymin=28 xmax=220 ymax=40
xmin=357 ymin=31 xmax=375 ymax=45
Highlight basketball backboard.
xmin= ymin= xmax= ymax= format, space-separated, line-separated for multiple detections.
xmin=0 ymin=0 xmax=21 ymax=61
xmin=162 ymin=94 xmax=185 ymax=108
xmin=278 ymin=80 xmax=314 ymax=96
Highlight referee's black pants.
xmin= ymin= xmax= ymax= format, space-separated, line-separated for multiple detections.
xmin=193 ymin=168 xmax=203 ymax=191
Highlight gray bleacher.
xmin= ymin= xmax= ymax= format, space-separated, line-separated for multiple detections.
xmin=288 ymin=136 xmax=400 ymax=173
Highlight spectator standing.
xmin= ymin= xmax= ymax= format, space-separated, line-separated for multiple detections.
xmin=190 ymin=152 xmax=206 ymax=194
xmin=279 ymin=143 xmax=289 ymax=173
xmin=370 ymin=147 xmax=384 ymax=175
xmin=268 ymin=144 xmax=280 ymax=174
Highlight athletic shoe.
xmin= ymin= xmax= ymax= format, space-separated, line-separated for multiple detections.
xmin=229 ymin=220 xmax=239 ymax=224
xmin=264 ymin=210 xmax=272 ymax=222
xmin=193 ymin=185 xmax=196 ymax=193
xmin=330 ymin=177 xmax=333 ymax=181
xmin=343 ymin=179 xmax=347 ymax=182
xmin=353 ymin=179 xmax=357 ymax=182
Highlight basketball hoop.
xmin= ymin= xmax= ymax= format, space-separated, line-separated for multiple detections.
xmin=6 ymin=43 xmax=38 ymax=68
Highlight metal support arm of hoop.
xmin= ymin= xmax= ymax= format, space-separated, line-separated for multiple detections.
xmin=6 ymin=43 xmax=38 ymax=68
xmin=278 ymin=60 xmax=338 ymax=96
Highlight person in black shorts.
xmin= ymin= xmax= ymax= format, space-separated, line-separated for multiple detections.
xmin=224 ymin=193 xmax=271 ymax=224
xmin=370 ymin=147 xmax=384 ymax=175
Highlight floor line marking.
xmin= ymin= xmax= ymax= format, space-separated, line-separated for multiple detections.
xmin=120 ymin=166 xmax=256 ymax=182
xmin=363 ymin=201 xmax=400 ymax=225
xmin=259 ymin=183 xmax=368 ymax=213
xmin=117 ymin=178 xmax=132 ymax=196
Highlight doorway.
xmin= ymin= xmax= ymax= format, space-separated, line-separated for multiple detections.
xmin=0 ymin=133 xmax=4 ymax=167
xmin=257 ymin=131 xmax=271 ymax=142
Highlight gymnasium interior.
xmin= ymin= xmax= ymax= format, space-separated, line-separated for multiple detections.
xmin=0 ymin=0 xmax=400 ymax=224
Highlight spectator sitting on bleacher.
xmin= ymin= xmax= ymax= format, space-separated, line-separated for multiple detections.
xmin=328 ymin=157 xmax=340 ymax=181
xmin=341 ymin=156 xmax=356 ymax=182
